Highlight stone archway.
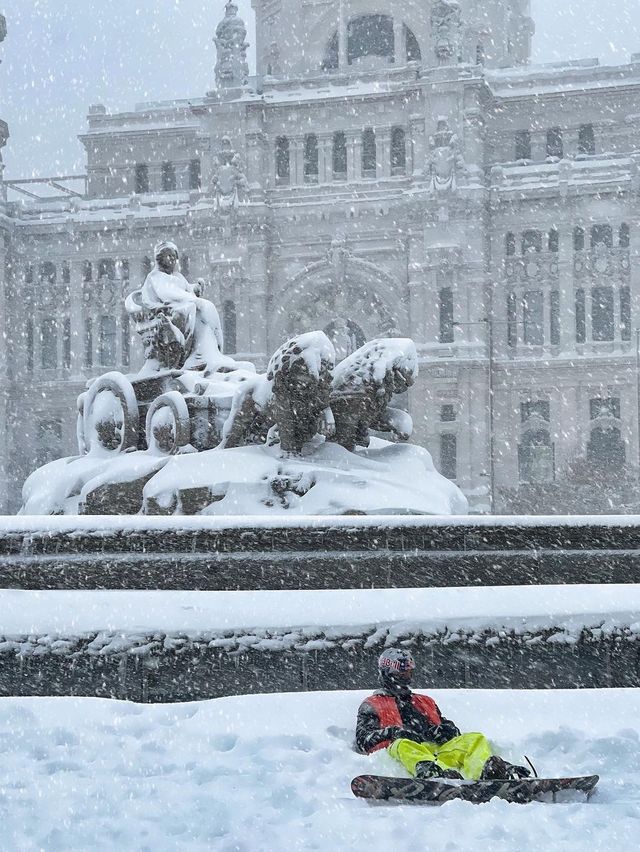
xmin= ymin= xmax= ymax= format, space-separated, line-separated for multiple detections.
xmin=270 ymin=245 xmax=402 ymax=359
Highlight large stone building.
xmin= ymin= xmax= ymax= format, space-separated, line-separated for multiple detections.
xmin=1 ymin=1 xmax=640 ymax=513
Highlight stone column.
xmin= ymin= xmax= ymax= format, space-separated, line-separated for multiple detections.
xmin=317 ymin=134 xmax=332 ymax=184
xmin=557 ymin=226 xmax=575 ymax=353
xmin=245 ymin=132 xmax=266 ymax=194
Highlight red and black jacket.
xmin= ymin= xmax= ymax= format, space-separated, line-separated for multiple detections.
xmin=356 ymin=689 xmax=455 ymax=754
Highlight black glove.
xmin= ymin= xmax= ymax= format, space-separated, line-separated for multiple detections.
xmin=382 ymin=726 xmax=424 ymax=744
xmin=428 ymin=720 xmax=461 ymax=745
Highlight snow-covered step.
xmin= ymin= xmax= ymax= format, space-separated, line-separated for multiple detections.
xmin=1 ymin=585 xmax=639 ymax=700
xmin=3 ymin=515 xmax=640 ymax=590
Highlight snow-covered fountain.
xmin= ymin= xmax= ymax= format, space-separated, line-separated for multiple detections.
xmin=21 ymin=241 xmax=467 ymax=517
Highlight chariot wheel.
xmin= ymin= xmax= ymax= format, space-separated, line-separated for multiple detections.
xmin=82 ymin=372 xmax=140 ymax=454
xmin=145 ymin=391 xmax=191 ymax=455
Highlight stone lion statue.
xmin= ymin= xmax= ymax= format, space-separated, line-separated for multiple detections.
xmin=329 ymin=339 xmax=418 ymax=451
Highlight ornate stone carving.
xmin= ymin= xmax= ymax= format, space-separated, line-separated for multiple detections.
xmin=209 ymin=136 xmax=249 ymax=212
xmin=431 ymin=1 xmax=462 ymax=65
xmin=214 ymin=1 xmax=249 ymax=89
xmin=428 ymin=118 xmax=465 ymax=193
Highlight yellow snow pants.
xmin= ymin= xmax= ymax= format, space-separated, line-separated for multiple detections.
xmin=388 ymin=733 xmax=493 ymax=781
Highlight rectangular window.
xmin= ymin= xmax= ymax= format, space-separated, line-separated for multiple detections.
xmin=332 ymin=132 xmax=347 ymax=179
xmin=575 ymin=289 xmax=586 ymax=343
xmin=507 ymin=291 xmax=517 ymax=348
xmin=591 ymin=286 xmax=614 ymax=342
xmin=546 ymin=127 xmax=563 ymax=158
xmin=41 ymin=318 xmax=58 ymax=369
xmin=439 ymin=288 xmax=454 ymax=344
xmin=523 ymin=290 xmax=544 ymax=345
xmin=275 ymin=137 xmax=290 ymax=184
xmin=515 ymin=130 xmax=531 ymax=161
xmin=550 ymin=290 xmax=560 ymax=346
xmin=621 ymin=286 xmax=631 ymax=342
xmin=135 ymin=163 xmax=149 ymax=194
xmin=189 ymin=158 xmax=202 ymax=190
xmin=100 ymin=316 xmax=117 ymax=367
xmin=63 ymin=317 xmax=71 ymax=369
xmin=161 ymin=161 xmax=176 ymax=192
xmin=304 ymin=134 xmax=319 ymax=182
xmin=439 ymin=434 xmax=457 ymax=480
xmin=591 ymin=225 xmax=613 ymax=249
xmin=548 ymin=228 xmax=559 ymax=253
xmin=26 ymin=318 xmax=34 ymax=373
xmin=121 ymin=313 xmax=130 ymax=367
xmin=362 ymin=128 xmax=377 ymax=177
xmin=84 ymin=318 xmax=93 ymax=368
xmin=578 ymin=124 xmax=595 ymax=155
xmin=440 ymin=404 xmax=456 ymax=422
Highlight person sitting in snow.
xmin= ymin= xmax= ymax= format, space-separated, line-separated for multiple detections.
xmin=355 ymin=648 xmax=531 ymax=781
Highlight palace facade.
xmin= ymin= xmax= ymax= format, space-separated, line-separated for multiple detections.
xmin=1 ymin=1 xmax=640 ymax=512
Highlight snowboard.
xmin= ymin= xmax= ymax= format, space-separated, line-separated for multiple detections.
xmin=351 ymin=773 xmax=599 ymax=805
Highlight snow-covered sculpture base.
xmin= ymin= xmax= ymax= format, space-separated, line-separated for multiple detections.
xmin=22 ymin=437 xmax=466 ymax=517
xmin=20 ymin=241 xmax=468 ymax=517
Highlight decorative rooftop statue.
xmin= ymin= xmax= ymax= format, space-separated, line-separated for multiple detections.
xmin=431 ymin=1 xmax=462 ymax=65
xmin=21 ymin=240 xmax=468 ymax=517
xmin=214 ymin=1 xmax=250 ymax=90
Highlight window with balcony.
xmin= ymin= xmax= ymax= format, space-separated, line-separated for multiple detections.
xmin=588 ymin=426 xmax=625 ymax=472
xmin=515 ymin=130 xmax=531 ymax=161
xmin=362 ymin=128 xmax=377 ymax=178
xmin=161 ymin=161 xmax=177 ymax=192
xmin=332 ymin=131 xmax=347 ymax=179
xmin=304 ymin=134 xmax=319 ymax=183
xmin=546 ymin=127 xmax=563 ymax=159
xmin=577 ymin=124 xmax=595 ymax=155
xmin=135 ymin=163 xmax=149 ymax=194
xmin=391 ymin=128 xmax=406 ymax=175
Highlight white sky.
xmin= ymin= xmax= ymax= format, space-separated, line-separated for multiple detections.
xmin=1 ymin=0 xmax=639 ymax=179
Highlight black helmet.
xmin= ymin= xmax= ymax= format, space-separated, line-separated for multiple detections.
xmin=378 ymin=648 xmax=415 ymax=691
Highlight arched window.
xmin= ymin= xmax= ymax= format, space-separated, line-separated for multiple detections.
xmin=161 ymin=161 xmax=177 ymax=192
xmin=100 ymin=316 xmax=117 ymax=366
xmin=573 ymin=226 xmax=585 ymax=252
xmin=362 ymin=128 xmax=377 ymax=177
xmin=304 ymin=134 xmax=319 ymax=182
xmin=518 ymin=429 xmax=554 ymax=483
xmin=391 ymin=128 xmax=406 ymax=175
xmin=619 ymin=223 xmax=630 ymax=249
xmin=223 ymin=300 xmax=237 ymax=354
xmin=275 ymin=136 xmax=290 ymax=184
xmin=321 ymin=32 xmax=339 ymax=71
xmin=588 ymin=426 xmax=625 ymax=472
xmin=83 ymin=261 xmax=93 ymax=282
xmin=347 ymin=15 xmax=394 ymax=66
xmin=332 ymin=132 xmax=347 ymax=179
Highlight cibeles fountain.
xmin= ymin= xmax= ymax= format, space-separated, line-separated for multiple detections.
xmin=21 ymin=242 xmax=467 ymax=516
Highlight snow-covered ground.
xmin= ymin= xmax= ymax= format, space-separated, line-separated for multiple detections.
xmin=0 ymin=689 xmax=638 ymax=851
